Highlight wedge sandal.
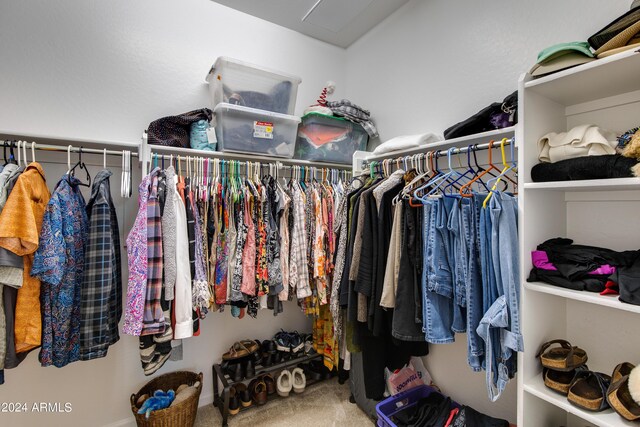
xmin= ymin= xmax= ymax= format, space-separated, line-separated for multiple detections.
xmin=607 ymin=363 xmax=640 ymax=421
xmin=543 ymin=365 xmax=588 ymax=395
xmin=536 ymin=339 xmax=588 ymax=372
xmin=567 ymin=370 xmax=611 ymax=412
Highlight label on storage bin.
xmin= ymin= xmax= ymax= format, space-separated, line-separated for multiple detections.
xmin=253 ymin=121 xmax=274 ymax=139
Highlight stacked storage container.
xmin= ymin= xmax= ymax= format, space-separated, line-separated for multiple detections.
xmin=295 ymin=112 xmax=369 ymax=164
xmin=206 ymin=57 xmax=302 ymax=158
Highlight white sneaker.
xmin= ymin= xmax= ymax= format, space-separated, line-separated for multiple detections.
xmin=292 ymin=367 xmax=306 ymax=394
xmin=277 ymin=369 xmax=293 ymax=397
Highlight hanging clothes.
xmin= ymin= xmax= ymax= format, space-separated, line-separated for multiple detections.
xmin=80 ymin=169 xmax=122 ymax=360
xmin=0 ymin=162 xmax=51 ymax=356
xmin=31 ymin=175 xmax=88 ymax=368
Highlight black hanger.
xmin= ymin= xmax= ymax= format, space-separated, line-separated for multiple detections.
xmin=68 ymin=147 xmax=92 ymax=187
xmin=4 ymin=141 xmax=17 ymax=166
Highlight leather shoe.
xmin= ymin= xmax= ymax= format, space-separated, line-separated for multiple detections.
xmin=249 ymin=379 xmax=268 ymax=405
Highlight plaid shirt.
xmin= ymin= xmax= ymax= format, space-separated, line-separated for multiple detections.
xmin=326 ymin=99 xmax=378 ymax=138
xmin=141 ymin=172 xmax=165 ymax=335
xmin=289 ymin=183 xmax=311 ymax=299
xmin=79 ymin=170 xmax=122 ymax=360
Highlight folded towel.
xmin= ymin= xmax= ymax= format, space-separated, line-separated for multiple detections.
xmin=538 ymin=124 xmax=618 ymax=163
xmin=372 ymin=133 xmax=442 ymax=155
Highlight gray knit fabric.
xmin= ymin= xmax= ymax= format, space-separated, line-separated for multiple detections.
xmin=162 ymin=166 xmax=177 ymax=301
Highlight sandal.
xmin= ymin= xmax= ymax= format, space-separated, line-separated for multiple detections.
xmin=567 ymin=370 xmax=612 ymax=412
xmin=222 ymin=341 xmax=254 ymax=361
xmin=543 ymin=365 xmax=588 ymax=395
xmin=536 ymin=339 xmax=588 ymax=372
xmin=607 ymin=363 xmax=640 ymax=421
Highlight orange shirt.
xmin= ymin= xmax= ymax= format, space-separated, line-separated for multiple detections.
xmin=0 ymin=163 xmax=51 ymax=353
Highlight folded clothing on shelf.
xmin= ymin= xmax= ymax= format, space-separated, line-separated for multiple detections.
xmin=527 ymin=238 xmax=640 ymax=303
xmin=326 ymin=99 xmax=378 ymax=138
xmin=530 ymin=154 xmax=639 ymax=182
xmin=372 ymin=133 xmax=441 ymax=155
xmin=537 ymin=124 xmax=618 ymax=163
xmin=443 ymin=90 xmax=517 ymax=140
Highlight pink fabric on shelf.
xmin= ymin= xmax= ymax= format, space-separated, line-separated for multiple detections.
xmin=531 ymin=250 xmax=616 ymax=275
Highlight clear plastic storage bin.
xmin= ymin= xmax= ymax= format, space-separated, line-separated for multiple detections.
xmin=206 ymin=57 xmax=302 ymax=115
xmin=295 ymin=113 xmax=369 ymax=164
xmin=214 ymin=103 xmax=300 ymax=158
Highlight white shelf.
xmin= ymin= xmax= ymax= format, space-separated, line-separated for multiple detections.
xmin=524 ymin=49 xmax=640 ymax=106
xmin=523 ymin=178 xmax=640 ymax=191
xmin=524 ymin=282 xmax=640 ymax=315
xmin=523 ymin=375 xmax=634 ymax=427
xmin=364 ymin=126 xmax=515 ymax=162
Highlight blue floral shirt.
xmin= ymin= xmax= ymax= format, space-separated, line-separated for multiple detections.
xmin=32 ymin=175 xmax=89 ymax=368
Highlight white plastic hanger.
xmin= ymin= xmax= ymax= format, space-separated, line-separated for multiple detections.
xmin=103 ymin=148 xmax=107 ymax=169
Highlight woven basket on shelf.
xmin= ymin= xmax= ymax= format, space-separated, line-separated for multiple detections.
xmin=130 ymin=371 xmax=203 ymax=427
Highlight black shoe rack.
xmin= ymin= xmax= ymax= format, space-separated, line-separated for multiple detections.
xmin=212 ymin=352 xmax=328 ymax=426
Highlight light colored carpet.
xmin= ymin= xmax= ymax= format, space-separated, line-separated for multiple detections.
xmin=194 ymin=378 xmax=375 ymax=427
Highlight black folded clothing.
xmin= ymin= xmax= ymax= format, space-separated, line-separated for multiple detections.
xmin=531 ymin=155 xmax=638 ymax=182
xmin=393 ymin=393 xmax=452 ymax=427
xmin=528 ymin=268 xmax=609 ymax=292
xmin=450 ymin=405 xmax=510 ymax=427
xmin=444 ymin=91 xmax=517 ymax=140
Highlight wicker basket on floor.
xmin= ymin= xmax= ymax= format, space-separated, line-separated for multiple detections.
xmin=130 ymin=371 xmax=203 ymax=427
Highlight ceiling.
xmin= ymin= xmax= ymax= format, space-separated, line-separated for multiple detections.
xmin=210 ymin=0 xmax=410 ymax=48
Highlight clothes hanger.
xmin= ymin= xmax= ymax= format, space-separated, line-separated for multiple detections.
xmin=460 ymin=141 xmax=501 ymax=197
xmin=443 ymin=148 xmax=476 ymax=197
xmin=425 ymin=147 xmax=465 ymax=198
xmin=16 ymin=141 xmax=22 ymax=167
xmin=103 ymin=148 xmax=107 ymax=169
xmin=69 ymin=147 xmax=92 ymax=187
xmin=483 ymin=138 xmax=516 ymax=208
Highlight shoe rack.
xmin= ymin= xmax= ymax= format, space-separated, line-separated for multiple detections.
xmin=517 ymin=49 xmax=640 ymax=427
xmin=211 ymin=352 xmax=329 ymax=426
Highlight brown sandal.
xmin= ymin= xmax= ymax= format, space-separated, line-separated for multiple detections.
xmin=222 ymin=342 xmax=252 ymax=360
xmin=543 ymin=366 xmax=588 ymax=395
xmin=567 ymin=370 xmax=612 ymax=412
xmin=607 ymin=363 xmax=640 ymax=421
xmin=536 ymin=339 xmax=588 ymax=372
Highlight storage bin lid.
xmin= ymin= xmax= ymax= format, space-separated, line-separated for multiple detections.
xmin=301 ymin=112 xmax=347 ymax=122
xmin=206 ymin=56 xmax=302 ymax=84
xmin=214 ymin=102 xmax=301 ymax=123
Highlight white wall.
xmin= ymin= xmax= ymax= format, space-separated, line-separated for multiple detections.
xmin=345 ymin=0 xmax=633 ymax=421
xmin=346 ymin=0 xmax=631 ymax=147
xmin=0 ymin=1 xmax=345 ymax=426
xmin=0 ymin=0 xmax=347 ymax=143
xmin=2 ymin=0 xmax=637 ymax=425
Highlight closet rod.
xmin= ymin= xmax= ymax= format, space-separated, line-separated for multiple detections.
xmin=0 ymin=140 xmax=138 ymax=157
xmin=362 ymin=137 xmax=514 ymax=168
xmin=147 ymin=151 xmax=352 ymax=172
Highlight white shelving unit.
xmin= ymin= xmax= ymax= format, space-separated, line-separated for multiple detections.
xmin=518 ymin=49 xmax=640 ymax=427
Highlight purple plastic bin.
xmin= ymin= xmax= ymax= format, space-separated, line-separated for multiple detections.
xmin=375 ymin=385 xmax=459 ymax=427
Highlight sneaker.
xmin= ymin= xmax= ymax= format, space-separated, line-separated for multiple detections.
xmin=288 ymin=331 xmax=304 ymax=354
xmin=274 ymin=330 xmax=291 ymax=353
xmin=303 ymin=334 xmax=314 ymax=355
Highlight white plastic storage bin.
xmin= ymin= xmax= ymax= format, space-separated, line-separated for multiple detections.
xmin=214 ymin=103 xmax=300 ymax=158
xmin=206 ymin=57 xmax=302 ymax=115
